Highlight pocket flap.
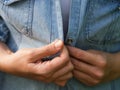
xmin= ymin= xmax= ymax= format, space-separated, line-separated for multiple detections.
xmin=0 ymin=0 xmax=21 ymax=5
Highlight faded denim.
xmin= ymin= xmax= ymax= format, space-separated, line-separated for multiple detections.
xmin=0 ymin=0 xmax=120 ymax=90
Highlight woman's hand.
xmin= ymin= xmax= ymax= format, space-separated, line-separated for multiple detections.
xmin=0 ymin=40 xmax=73 ymax=86
xmin=53 ymin=46 xmax=73 ymax=86
xmin=67 ymin=46 xmax=120 ymax=86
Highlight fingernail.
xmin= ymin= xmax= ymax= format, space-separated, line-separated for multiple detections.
xmin=55 ymin=40 xmax=63 ymax=49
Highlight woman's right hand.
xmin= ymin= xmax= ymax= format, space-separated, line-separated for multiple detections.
xmin=0 ymin=40 xmax=73 ymax=86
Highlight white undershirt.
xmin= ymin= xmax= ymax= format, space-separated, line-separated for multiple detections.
xmin=60 ymin=0 xmax=70 ymax=39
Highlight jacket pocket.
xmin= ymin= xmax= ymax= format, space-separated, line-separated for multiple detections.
xmin=0 ymin=0 xmax=34 ymax=37
xmin=0 ymin=0 xmax=20 ymax=5
xmin=84 ymin=0 xmax=120 ymax=45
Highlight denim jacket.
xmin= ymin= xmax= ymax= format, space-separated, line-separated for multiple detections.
xmin=0 ymin=0 xmax=120 ymax=90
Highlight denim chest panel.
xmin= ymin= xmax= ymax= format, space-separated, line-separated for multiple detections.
xmin=84 ymin=0 xmax=120 ymax=45
xmin=0 ymin=0 xmax=63 ymax=47
xmin=0 ymin=0 xmax=34 ymax=37
xmin=67 ymin=0 xmax=120 ymax=52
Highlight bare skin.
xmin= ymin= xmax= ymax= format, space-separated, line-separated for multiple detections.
xmin=0 ymin=40 xmax=73 ymax=86
xmin=67 ymin=46 xmax=120 ymax=86
xmin=2 ymin=39 xmax=120 ymax=87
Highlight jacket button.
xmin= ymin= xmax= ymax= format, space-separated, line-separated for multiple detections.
xmin=21 ymin=28 xmax=28 ymax=34
xmin=66 ymin=38 xmax=73 ymax=45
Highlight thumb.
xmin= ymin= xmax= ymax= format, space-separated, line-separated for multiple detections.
xmin=34 ymin=40 xmax=64 ymax=59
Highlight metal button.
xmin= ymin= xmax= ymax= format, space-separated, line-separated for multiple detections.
xmin=21 ymin=28 xmax=28 ymax=35
xmin=66 ymin=38 xmax=73 ymax=45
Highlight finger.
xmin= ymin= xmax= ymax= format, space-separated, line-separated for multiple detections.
xmin=33 ymin=46 xmax=70 ymax=75
xmin=71 ymin=58 xmax=101 ymax=79
xmin=55 ymin=80 xmax=67 ymax=86
xmin=33 ymin=40 xmax=64 ymax=59
xmin=55 ymin=72 xmax=73 ymax=81
xmin=52 ymin=62 xmax=73 ymax=79
xmin=67 ymin=46 xmax=100 ymax=65
xmin=73 ymin=70 xmax=99 ymax=86
xmin=77 ymin=77 xmax=93 ymax=86
xmin=59 ymin=46 xmax=69 ymax=61
xmin=29 ymin=63 xmax=73 ymax=83
xmin=43 ymin=46 xmax=70 ymax=73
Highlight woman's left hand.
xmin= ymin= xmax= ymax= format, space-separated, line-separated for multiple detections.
xmin=67 ymin=46 xmax=120 ymax=86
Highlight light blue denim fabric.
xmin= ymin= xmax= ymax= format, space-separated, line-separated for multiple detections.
xmin=0 ymin=0 xmax=120 ymax=90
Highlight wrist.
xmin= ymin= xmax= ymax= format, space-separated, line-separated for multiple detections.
xmin=0 ymin=54 xmax=12 ymax=72
xmin=107 ymin=52 xmax=120 ymax=79
xmin=0 ymin=42 xmax=13 ymax=72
